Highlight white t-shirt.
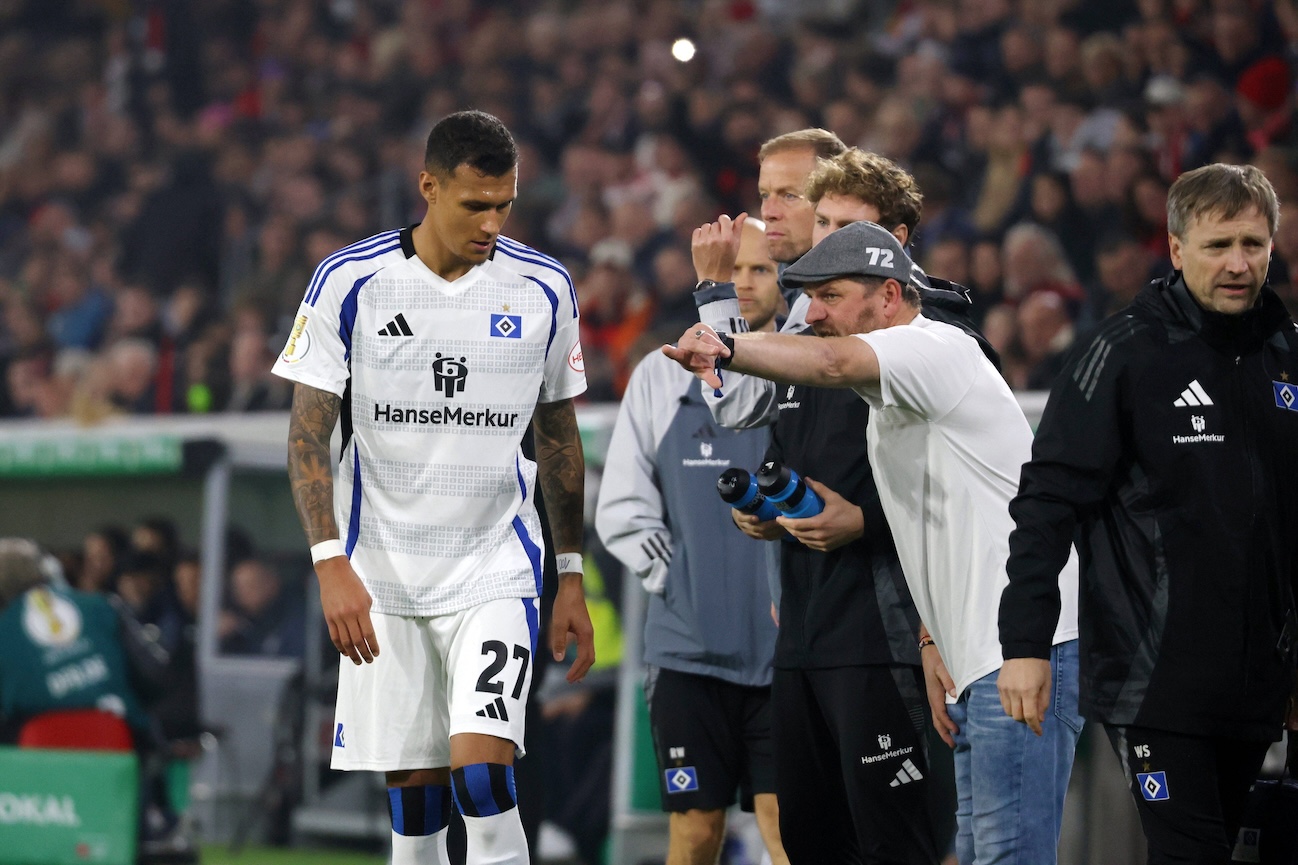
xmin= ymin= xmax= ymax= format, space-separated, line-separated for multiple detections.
xmin=272 ymin=229 xmax=587 ymax=616
xmin=852 ymin=315 xmax=1079 ymax=697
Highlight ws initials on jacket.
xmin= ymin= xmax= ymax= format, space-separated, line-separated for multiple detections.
xmin=1001 ymin=274 xmax=1298 ymax=741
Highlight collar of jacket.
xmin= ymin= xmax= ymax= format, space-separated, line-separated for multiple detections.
xmin=1139 ymin=270 xmax=1294 ymax=355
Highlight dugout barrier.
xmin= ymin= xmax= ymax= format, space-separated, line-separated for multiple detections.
xmin=0 ymin=394 xmax=1155 ymax=863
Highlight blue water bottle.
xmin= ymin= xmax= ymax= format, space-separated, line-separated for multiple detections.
xmin=756 ymin=460 xmax=824 ymax=519
xmin=717 ymin=468 xmax=782 ymax=521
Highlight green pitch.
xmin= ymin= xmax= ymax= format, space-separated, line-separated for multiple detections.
xmin=201 ymin=845 xmax=386 ymax=865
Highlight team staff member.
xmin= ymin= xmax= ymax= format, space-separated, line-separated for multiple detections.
xmin=998 ymin=163 xmax=1298 ymax=864
xmin=596 ymin=218 xmax=788 ymax=865
xmin=666 ymin=222 xmax=1083 ymax=865
xmin=712 ymin=149 xmax=952 ymax=864
xmin=274 ymin=110 xmax=594 ymax=865
xmin=692 ymin=140 xmax=995 ymax=433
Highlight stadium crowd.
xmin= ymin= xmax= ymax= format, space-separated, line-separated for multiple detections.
xmin=2 ymin=0 xmax=1297 ymax=420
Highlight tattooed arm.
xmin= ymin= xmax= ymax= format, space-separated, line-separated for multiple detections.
xmin=288 ymin=383 xmax=378 ymax=664
xmin=532 ymin=397 xmax=595 ymax=682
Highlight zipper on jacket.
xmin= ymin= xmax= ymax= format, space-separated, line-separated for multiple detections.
xmin=1235 ymin=355 xmax=1262 ymax=688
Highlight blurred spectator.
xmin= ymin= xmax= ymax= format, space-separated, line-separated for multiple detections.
xmin=1182 ymin=75 xmax=1252 ymax=169
xmin=1234 ymin=56 xmax=1294 ymax=151
xmin=78 ymin=525 xmax=130 ymax=594
xmin=968 ymin=237 xmax=1006 ymax=322
xmin=115 ymin=550 xmax=186 ymax=657
xmin=224 ymin=326 xmax=291 ymax=412
xmin=153 ymin=554 xmax=202 ymax=745
xmin=1001 ymin=222 xmax=1085 ymax=308
xmin=647 ymin=244 xmax=700 ymax=334
xmin=0 ymin=0 xmax=1290 ymax=406
xmin=105 ymin=338 xmax=160 ymax=414
xmin=1016 ymin=290 xmax=1076 ymax=390
xmin=1092 ymin=232 xmax=1159 ymax=319
xmin=218 ymin=558 xmax=305 ymax=658
xmin=1025 ymin=171 xmax=1096 ymax=282
xmin=577 ymin=239 xmax=652 ymax=400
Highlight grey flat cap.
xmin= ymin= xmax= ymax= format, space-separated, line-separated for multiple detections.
xmin=781 ymin=221 xmax=913 ymax=288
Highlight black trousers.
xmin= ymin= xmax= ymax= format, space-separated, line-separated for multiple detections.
xmin=1106 ymin=724 xmax=1273 ymax=865
xmin=772 ymin=665 xmax=942 ymax=865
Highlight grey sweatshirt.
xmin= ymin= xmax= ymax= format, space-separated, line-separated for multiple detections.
xmin=596 ymin=350 xmax=777 ymax=686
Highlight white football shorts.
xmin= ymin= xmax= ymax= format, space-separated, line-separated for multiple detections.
xmin=331 ymin=597 xmax=539 ymax=771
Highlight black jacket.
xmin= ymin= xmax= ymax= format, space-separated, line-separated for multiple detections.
xmin=1000 ymin=273 xmax=1298 ymax=740
xmin=767 ymin=377 xmax=920 ymax=669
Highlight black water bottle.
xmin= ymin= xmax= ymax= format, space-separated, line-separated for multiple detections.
xmin=717 ymin=468 xmax=782 ymax=521
xmin=756 ymin=460 xmax=824 ymax=519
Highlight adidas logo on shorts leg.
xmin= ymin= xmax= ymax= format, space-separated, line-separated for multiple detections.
xmin=889 ymin=759 xmax=925 ymax=787
xmin=476 ymin=696 xmax=509 ymax=721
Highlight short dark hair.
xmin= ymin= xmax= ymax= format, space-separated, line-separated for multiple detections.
xmin=424 ymin=110 xmax=518 ymax=178
xmin=856 ymin=274 xmax=922 ymax=309
xmin=1167 ymin=162 xmax=1279 ymax=238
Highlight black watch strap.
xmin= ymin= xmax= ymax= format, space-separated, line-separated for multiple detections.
xmin=717 ymin=333 xmax=736 ymax=369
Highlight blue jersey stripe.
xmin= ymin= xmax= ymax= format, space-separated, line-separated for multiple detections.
xmin=513 ymin=455 xmax=543 ymax=599
xmin=305 ymin=233 xmax=399 ymax=305
xmin=494 ymin=241 xmax=578 ymax=318
xmin=339 ymin=270 xmax=380 ymax=360
xmin=346 ymin=447 xmax=362 ymax=557
xmin=304 ymin=230 xmax=398 ymax=304
xmin=522 ymin=597 xmax=539 ymax=656
xmin=496 ymin=235 xmax=565 ymax=271
xmin=523 ymin=275 xmax=559 ymax=358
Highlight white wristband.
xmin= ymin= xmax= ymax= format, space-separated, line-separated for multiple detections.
xmin=310 ymin=539 xmax=346 ymax=563
xmin=555 ymin=552 xmax=583 ymax=575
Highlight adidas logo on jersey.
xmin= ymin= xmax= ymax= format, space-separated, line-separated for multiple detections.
xmin=1173 ymin=380 xmax=1214 ymax=407
xmin=378 ymin=313 xmax=414 ymax=337
xmin=476 ymin=697 xmax=509 ymax=722
xmin=888 ymin=759 xmax=925 ymax=787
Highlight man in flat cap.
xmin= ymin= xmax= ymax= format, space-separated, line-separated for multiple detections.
xmin=664 ymin=222 xmax=1083 ymax=865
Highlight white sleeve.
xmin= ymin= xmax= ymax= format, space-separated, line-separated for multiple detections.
xmin=594 ymin=357 xmax=674 ymax=589
xmin=539 ymin=267 xmax=588 ymax=403
xmin=270 ymin=267 xmax=356 ymax=397
xmin=698 ymin=294 xmax=810 ymax=430
xmin=856 ymin=325 xmax=977 ymax=420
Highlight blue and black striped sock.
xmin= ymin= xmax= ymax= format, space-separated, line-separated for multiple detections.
xmin=450 ymin=763 xmax=518 ymax=817
xmin=387 ymin=784 xmax=451 ymax=836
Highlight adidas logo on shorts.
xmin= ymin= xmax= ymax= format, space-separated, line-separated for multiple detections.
xmin=889 ymin=759 xmax=925 ymax=787
xmin=476 ymin=697 xmax=509 ymax=721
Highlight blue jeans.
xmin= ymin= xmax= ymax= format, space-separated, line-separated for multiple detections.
xmin=948 ymin=640 xmax=1083 ymax=865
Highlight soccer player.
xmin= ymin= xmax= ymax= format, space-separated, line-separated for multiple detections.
xmin=596 ymin=218 xmax=787 ymax=865
xmin=273 ymin=110 xmax=595 ymax=865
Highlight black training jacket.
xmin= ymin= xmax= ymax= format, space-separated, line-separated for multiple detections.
xmin=767 ymin=376 xmax=921 ymax=669
xmin=1000 ymin=273 xmax=1298 ymax=740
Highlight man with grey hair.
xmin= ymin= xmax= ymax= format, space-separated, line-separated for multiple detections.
xmin=666 ymin=221 xmax=1083 ymax=865
xmin=998 ymin=162 xmax=1298 ymax=864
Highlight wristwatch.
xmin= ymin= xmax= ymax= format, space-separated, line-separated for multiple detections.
xmin=694 ymin=279 xmax=719 ymax=293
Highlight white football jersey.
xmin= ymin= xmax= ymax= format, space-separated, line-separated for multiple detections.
xmin=272 ymin=228 xmax=587 ymax=616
